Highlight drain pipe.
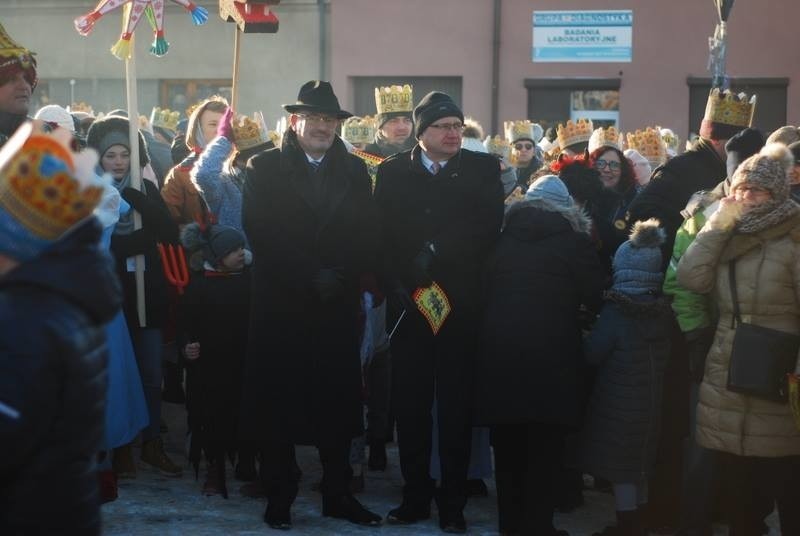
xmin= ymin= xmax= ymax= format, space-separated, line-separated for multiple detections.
xmin=318 ymin=0 xmax=328 ymax=80
xmin=491 ymin=0 xmax=501 ymax=135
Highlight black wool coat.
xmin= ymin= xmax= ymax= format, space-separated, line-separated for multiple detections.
xmin=581 ymin=292 xmax=673 ymax=484
xmin=474 ymin=201 xmax=604 ymax=429
xmin=240 ymin=131 xmax=379 ymax=445
xmin=0 ymin=221 xmax=120 ymax=535
xmin=625 ymin=139 xmax=726 ymax=263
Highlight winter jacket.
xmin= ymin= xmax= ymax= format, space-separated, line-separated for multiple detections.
xmin=474 ymin=200 xmax=604 ymax=428
xmin=111 ymin=179 xmax=178 ymax=330
xmin=190 ymin=136 xmax=244 ymax=233
xmin=0 ymin=220 xmax=121 ymax=535
xmin=677 ymin=212 xmax=800 ymax=457
xmin=662 ymin=181 xmax=728 ymax=333
xmin=626 ymin=139 xmax=727 ymax=264
xmin=142 ymin=129 xmax=172 ymax=189
xmin=581 ymin=292 xmax=672 ymax=484
xmin=161 ymin=154 xmax=206 ymax=226
xmin=240 ymin=130 xmax=379 ymax=444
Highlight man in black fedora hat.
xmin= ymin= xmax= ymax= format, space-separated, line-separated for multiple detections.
xmin=239 ymin=80 xmax=382 ymax=529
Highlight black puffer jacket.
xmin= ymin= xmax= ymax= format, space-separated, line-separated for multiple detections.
xmin=581 ymin=292 xmax=672 ymax=483
xmin=0 ymin=219 xmax=121 ymax=535
xmin=474 ymin=200 xmax=604 ymax=428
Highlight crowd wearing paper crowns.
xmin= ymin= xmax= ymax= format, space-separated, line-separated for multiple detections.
xmin=5 ymin=19 xmax=800 ymax=536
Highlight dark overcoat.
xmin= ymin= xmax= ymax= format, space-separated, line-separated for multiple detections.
xmin=581 ymin=292 xmax=672 ymax=484
xmin=240 ymin=131 xmax=378 ymax=445
xmin=474 ymin=201 xmax=604 ymax=429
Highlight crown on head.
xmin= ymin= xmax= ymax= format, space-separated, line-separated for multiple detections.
xmin=232 ymin=112 xmax=270 ymax=151
xmin=483 ymin=135 xmax=512 ymax=160
xmin=0 ymin=125 xmax=103 ymax=242
xmin=557 ymin=118 xmax=593 ymax=150
xmin=626 ymin=127 xmax=667 ymax=168
xmin=704 ymin=89 xmax=756 ymax=128
xmin=150 ymin=107 xmax=180 ymax=133
xmin=342 ymin=115 xmax=376 ymax=145
xmin=374 ymin=85 xmax=413 ymax=115
xmin=588 ymin=126 xmax=622 ymax=153
xmin=504 ymin=120 xmax=538 ymax=144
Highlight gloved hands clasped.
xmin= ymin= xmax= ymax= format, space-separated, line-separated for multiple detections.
xmin=409 ymin=241 xmax=436 ymax=289
xmin=313 ymin=268 xmax=345 ymax=303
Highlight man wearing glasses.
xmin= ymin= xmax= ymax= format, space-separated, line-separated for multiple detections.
xmin=241 ymin=80 xmax=381 ymax=530
xmin=506 ymin=120 xmax=544 ymax=191
xmin=374 ymin=91 xmax=504 ymax=533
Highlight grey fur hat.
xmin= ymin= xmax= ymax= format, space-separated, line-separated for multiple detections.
xmin=612 ymin=219 xmax=666 ymax=295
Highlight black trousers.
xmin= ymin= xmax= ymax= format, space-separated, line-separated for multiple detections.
xmin=259 ymin=436 xmax=351 ymax=508
xmin=721 ymin=452 xmax=800 ymax=536
xmin=491 ymin=422 xmax=566 ymax=536
xmin=391 ymin=312 xmax=474 ymax=515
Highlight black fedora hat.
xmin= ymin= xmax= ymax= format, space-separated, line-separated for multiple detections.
xmin=283 ymin=80 xmax=352 ymax=119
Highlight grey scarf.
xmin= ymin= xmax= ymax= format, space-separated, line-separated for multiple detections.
xmin=99 ymin=163 xmax=136 ymax=235
xmin=736 ymin=198 xmax=800 ymax=234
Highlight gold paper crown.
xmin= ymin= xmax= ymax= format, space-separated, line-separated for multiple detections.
xmin=232 ymin=112 xmax=270 ymax=152
xmin=483 ymin=135 xmax=512 ymax=160
xmin=68 ymin=102 xmax=95 ymax=116
xmin=0 ymin=125 xmax=103 ymax=241
xmin=588 ymin=126 xmax=622 ymax=153
xmin=504 ymin=120 xmax=536 ymax=144
xmin=657 ymin=126 xmax=680 ymax=154
xmin=557 ymin=118 xmax=593 ymax=150
xmin=150 ymin=107 xmax=180 ymax=133
xmin=374 ymin=85 xmax=413 ymax=115
xmin=626 ymin=127 xmax=668 ymax=168
xmin=704 ymin=89 xmax=756 ymax=128
xmin=342 ymin=115 xmax=376 ymax=145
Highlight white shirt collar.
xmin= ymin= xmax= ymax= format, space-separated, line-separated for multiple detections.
xmin=419 ymin=150 xmax=448 ymax=174
xmin=305 ymin=153 xmax=325 ymax=165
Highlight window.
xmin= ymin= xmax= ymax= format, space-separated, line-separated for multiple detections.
xmin=525 ymin=78 xmax=621 ymax=132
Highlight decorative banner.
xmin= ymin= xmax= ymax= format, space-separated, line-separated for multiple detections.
xmin=533 ymin=10 xmax=633 ymax=63
xmin=74 ymin=0 xmax=209 ymax=60
xmin=351 ymin=148 xmax=384 ymax=190
xmin=413 ymin=282 xmax=452 ymax=336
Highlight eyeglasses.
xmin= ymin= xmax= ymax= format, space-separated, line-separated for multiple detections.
xmin=296 ymin=113 xmax=339 ymax=126
xmin=514 ymin=142 xmax=534 ymax=151
xmin=428 ymin=122 xmax=464 ymax=133
xmin=595 ymin=159 xmax=621 ymax=171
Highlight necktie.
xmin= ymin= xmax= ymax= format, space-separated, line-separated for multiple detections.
xmin=309 ymin=160 xmax=321 ymax=173
xmin=430 ymin=162 xmax=440 ymax=175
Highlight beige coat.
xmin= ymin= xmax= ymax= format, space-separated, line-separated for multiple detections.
xmin=677 ymin=212 xmax=800 ymax=457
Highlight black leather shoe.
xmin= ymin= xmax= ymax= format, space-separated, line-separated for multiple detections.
xmin=440 ymin=510 xmax=467 ymax=533
xmin=263 ymin=503 xmax=291 ymax=530
xmin=322 ymin=494 xmax=381 ymax=526
xmin=386 ymin=501 xmax=431 ymax=524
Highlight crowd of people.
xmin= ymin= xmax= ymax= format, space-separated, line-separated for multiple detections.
xmin=2 ymin=22 xmax=800 ymax=536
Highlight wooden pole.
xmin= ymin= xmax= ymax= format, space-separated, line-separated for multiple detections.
xmin=124 ymin=20 xmax=147 ymax=328
xmin=231 ymin=27 xmax=241 ymax=110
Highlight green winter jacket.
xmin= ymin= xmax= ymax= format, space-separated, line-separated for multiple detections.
xmin=662 ymin=181 xmax=728 ymax=332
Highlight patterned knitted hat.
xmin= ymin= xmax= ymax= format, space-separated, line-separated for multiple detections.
xmin=731 ymin=143 xmax=794 ymax=202
xmin=612 ymin=218 xmax=665 ymax=295
xmin=0 ymin=123 xmax=103 ymax=261
xmin=0 ymin=23 xmax=37 ymax=89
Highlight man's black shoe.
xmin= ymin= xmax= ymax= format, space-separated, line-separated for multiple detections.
xmin=440 ymin=511 xmax=467 ymax=533
xmin=322 ymin=494 xmax=381 ymax=526
xmin=386 ymin=502 xmax=431 ymax=524
xmin=263 ymin=503 xmax=291 ymax=530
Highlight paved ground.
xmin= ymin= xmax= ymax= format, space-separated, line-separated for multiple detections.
xmin=101 ymin=402 xmax=780 ymax=535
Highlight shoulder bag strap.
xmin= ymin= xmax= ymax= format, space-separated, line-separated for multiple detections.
xmin=728 ymin=259 xmax=741 ymax=328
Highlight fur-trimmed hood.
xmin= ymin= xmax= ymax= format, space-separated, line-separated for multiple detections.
xmin=504 ymin=197 xmax=592 ymax=237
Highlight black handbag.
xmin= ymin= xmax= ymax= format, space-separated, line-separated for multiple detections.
xmin=726 ymin=260 xmax=799 ymax=403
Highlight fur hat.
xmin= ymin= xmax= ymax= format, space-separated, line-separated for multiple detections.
xmin=731 ymin=143 xmax=794 ymax=202
xmin=0 ymin=124 xmax=103 ymax=261
xmin=413 ymin=91 xmax=463 ymax=138
xmin=525 ymin=174 xmax=574 ymax=209
xmin=765 ymin=125 xmax=800 ymax=146
xmin=86 ymin=115 xmax=149 ymax=168
xmin=788 ymin=141 xmax=800 ymax=165
xmin=612 ymin=218 xmax=666 ymax=295
xmin=181 ymin=223 xmax=245 ymax=270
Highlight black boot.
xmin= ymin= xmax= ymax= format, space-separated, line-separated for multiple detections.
xmin=322 ymin=494 xmax=381 ymax=526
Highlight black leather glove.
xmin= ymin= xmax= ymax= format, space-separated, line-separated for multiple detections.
xmin=685 ymin=326 xmax=715 ymax=384
xmin=390 ymin=284 xmax=416 ymax=313
xmin=409 ymin=242 xmax=436 ymax=289
xmin=313 ymin=268 xmax=345 ymax=303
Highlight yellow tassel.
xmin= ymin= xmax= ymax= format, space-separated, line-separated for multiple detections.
xmin=790 ymin=374 xmax=800 ymax=431
xmin=110 ymin=37 xmax=132 ymax=61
